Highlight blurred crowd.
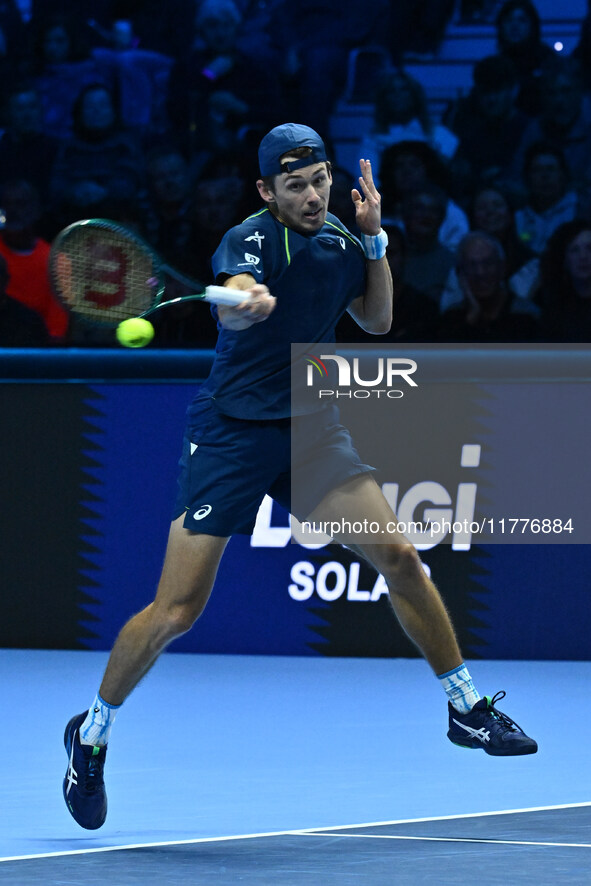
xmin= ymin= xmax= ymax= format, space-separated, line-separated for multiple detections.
xmin=1 ymin=0 xmax=591 ymax=347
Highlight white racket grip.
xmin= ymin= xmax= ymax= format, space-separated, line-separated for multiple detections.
xmin=204 ymin=285 xmax=251 ymax=306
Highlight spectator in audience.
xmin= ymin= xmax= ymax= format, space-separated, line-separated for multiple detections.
xmin=26 ymin=12 xmax=113 ymax=139
xmin=459 ymin=0 xmax=499 ymax=24
xmin=360 ymin=69 xmax=458 ymax=187
xmin=493 ymin=0 xmax=556 ymax=117
xmin=232 ymin=0 xmax=285 ymax=69
xmin=571 ymin=4 xmax=591 ymax=93
xmin=137 ymin=145 xmax=198 ymax=278
xmin=513 ymin=58 xmax=591 ymax=191
xmin=0 ymin=83 xmax=60 ymax=205
xmin=538 ymin=219 xmax=591 ymax=341
xmin=514 ymin=143 xmax=589 ymax=256
xmin=49 ymin=82 xmax=145 ymax=229
xmin=0 ymin=253 xmax=50 ymax=347
xmin=337 ymin=224 xmax=439 ymax=341
xmin=389 ymin=0 xmax=455 ymax=63
xmin=273 ymin=0 xmax=390 ymax=136
xmin=141 ymin=153 xmax=250 ymax=348
xmin=187 ymin=154 xmax=251 ymax=284
xmin=448 ymin=55 xmax=530 ymax=201
xmin=400 ymin=184 xmax=455 ymax=306
xmin=0 ymin=180 xmax=68 ymax=342
xmin=89 ymin=17 xmax=174 ymax=136
xmin=441 ymin=185 xmax=539 ymax=312
xmin=0 ymin=0 xmax=25 ymax=55
xmin=380 ymin=140 xmax=469 ymax=250
xmin=0 ymin=0 xmax=28 ymax=108
xmin=94 ymin=0 xmax=195 ymax=59
xmin=472 ymin=186 xmax=536 ymax=277
xmin=438 ymin=231 xmax=541 ymax=342
xmin=167 ymin=0 xmax=282 ymax=159
xmin=31 ymin=1 xmax=110 ymax=32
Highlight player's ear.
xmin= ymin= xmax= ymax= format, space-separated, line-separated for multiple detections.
xmin=257 ymin=178 xmax=276 ymax=204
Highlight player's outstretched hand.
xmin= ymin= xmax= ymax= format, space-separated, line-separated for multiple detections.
xmin=218 ymin=283 xmax=276 ymax=331
xmin=351 ymin=159 xmax=382 ymax=236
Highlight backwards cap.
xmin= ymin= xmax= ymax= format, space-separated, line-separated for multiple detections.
xmin=258 ymin=123 xmax=327 ymax=176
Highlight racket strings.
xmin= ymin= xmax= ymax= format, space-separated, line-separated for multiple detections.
xmin=51 ymin=225 xmax=160 ymax=325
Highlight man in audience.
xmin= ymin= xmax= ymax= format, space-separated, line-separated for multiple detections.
xmin=515 ymin=143 xmax=588 ymax=255
xmin=400 ymin=185 xmax=455 ymax=306
xmin=438 ymin=231 xmax=541 ymax=341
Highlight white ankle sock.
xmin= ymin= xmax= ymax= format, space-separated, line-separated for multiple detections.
xmin=79 ymin=693 xmax=120 ymax=747
xmin=437 ymin=663 xmax=481 ymax=714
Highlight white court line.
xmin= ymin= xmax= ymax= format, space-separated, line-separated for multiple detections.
xmin=292 ymin=800 xmax=591 ymax=834
xmin=1 ymin=801 xmax=590 ymax=864
xmin=305 ymin=833 xmax=591 ymax=849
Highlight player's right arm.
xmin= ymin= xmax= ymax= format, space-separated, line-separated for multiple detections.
xmin=217 ymin=273 xmax=276 ymax=330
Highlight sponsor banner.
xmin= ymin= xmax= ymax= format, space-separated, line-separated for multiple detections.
xmin=291 ymin=344 xmax=591 ymax=545
xmin=2 ymin=348 xmax=591 ymax=659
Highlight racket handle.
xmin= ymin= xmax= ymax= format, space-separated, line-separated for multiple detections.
xmin=204 ymin=285 xmax=251 ymax=306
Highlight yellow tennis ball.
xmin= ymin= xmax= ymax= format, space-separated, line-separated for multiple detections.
xmin=116 ymin=317 xmax=155 ymax=348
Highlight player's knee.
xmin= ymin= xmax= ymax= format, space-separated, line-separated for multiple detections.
xmin=377 ymin=542 xmax=423 ymax=584
xmin=156 ymin=600 xmax=205 ymax=641
xmin=173 ymin=602 xmax=205 ymax=636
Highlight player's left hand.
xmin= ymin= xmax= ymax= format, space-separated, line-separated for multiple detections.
xmin=351 ymin=159 xmax=382 ymax=236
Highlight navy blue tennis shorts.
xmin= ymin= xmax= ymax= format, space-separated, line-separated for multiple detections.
xmin=172 ymin=400 xmax=373 ymax=536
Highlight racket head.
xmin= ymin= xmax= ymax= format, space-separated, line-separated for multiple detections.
xmin=49 ymin=219 xmax=165 ymax=327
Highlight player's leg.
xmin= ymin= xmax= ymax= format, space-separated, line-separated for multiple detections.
xmin=307 ymin=473 xmax=537 ymax=756
xmin=63 ymin=519 xmax=228 ymax=829
xmin=307 ymin=473 xmax=462 ymax=675
xmin=98 ymin=518 xmax=228 ymax=705
xmin=63 ymin=404 xmax=292 ymax=828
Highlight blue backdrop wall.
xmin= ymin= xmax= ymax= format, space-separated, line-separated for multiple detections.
xmin=1 ymin=348 xmax=589 ymax=660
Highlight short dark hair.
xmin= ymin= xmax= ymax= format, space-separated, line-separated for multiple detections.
xmin=496 ymin=0 xmax=541 ymax=45
xmin=523 ymin=141 xmax=569 ymax=178
xmin=456 ymin=231 xmax=506 ymax=271
xmin=402 ymin=183 xmax=448 ymax=217
xmin=473 ymin=55 xmax=518 ymax=93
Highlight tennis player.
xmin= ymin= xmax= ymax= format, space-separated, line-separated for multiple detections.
xmin=63 ymin=123 xmax=537 ymax=830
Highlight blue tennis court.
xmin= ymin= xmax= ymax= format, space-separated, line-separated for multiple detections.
xmin=1 ymin=651 xmax=589 ymax=884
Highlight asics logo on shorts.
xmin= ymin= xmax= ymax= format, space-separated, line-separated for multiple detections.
xmin=193 ymin=505 xmax=213 ymax=520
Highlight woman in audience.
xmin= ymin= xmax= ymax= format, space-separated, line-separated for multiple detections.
xmin=360 ymin=69 xmax=458 ymax=187
xmin=493 ymin=0 xmax=555 ymax=117
xmin=379 ymin=140 xmax=468 ymax=250
xmin=49 ymin=82 xmax=145 ymax=228
xmin=28 ymin=13 xmax=112 ymax=139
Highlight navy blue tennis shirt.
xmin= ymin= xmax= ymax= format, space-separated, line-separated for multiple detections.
xmin=198 ymin=206 xmax=366 ymax=419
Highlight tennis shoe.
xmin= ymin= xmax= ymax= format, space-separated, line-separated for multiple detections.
xmin=447 ymin=691 xmax=537 ymax=756
xmin=63 ymin=712 xmax=108 ymax=829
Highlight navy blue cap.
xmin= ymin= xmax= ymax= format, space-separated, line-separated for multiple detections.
xmin=258 ymin=123 xmax=327 ymax=176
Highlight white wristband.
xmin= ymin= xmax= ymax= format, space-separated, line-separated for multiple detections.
xmin=360 ymin=228 xmax=388 ymax=260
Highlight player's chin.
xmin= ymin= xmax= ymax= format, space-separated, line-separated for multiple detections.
xmin=300 ymin=208 xmax=326 ymax=231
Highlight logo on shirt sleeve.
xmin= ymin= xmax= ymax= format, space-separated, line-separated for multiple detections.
xmin=238 ymin=253 xmax=262 ymax=274
xmin=245 ymin=231 xmax=264 ymax=248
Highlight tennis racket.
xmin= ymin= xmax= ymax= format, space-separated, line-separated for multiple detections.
xmin=49 ymin=218 xmax=249 ymax=327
